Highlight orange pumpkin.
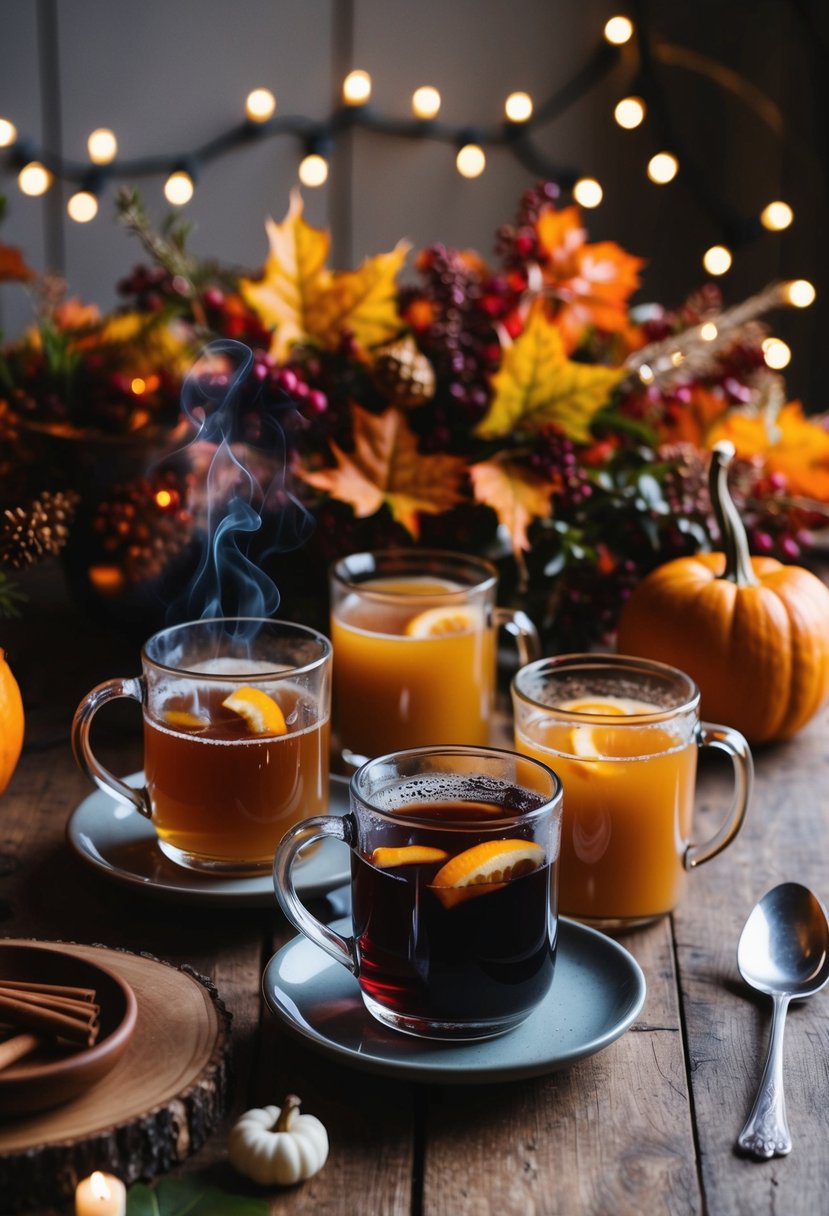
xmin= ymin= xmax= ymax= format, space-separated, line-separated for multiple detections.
xmin=617 ymin=441 xmax=829 ymax=744
xmin=0 ymin=647 xmax=24 ymax=793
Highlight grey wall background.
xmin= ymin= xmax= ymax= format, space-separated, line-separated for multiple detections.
xmin=0 ymin=0 xmax=826 ymax=404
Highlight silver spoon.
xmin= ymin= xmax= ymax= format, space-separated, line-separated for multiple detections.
xmin=736 ymin=881 xmax=829 ymax=1158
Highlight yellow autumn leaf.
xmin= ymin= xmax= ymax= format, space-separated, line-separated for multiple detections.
xmin=300 ymin=404 xmax=466 ymax=536
xmin=470 ymin=457 xmax=553 ymax=554
xmin=240 ymin=190 xmax=332 ymax=360
xmin=476 ymin=304 xmax=623 ymax=442
xmin=307 ymin=243 xmax=411 ymax=351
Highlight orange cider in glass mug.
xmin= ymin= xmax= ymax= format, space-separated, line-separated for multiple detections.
xmin=512 ymin=654 xmax=753 ymax=929
xmin=330 ymin=550 xmax=539 ymax=764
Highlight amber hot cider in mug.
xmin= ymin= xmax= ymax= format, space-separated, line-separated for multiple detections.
xmin=512 ymin=654 xmax=753 ymax=929
xmin=72 ymin=618 xmax=331 ymax=874
xmin=330 ymin=550 xmax=539 ymax=765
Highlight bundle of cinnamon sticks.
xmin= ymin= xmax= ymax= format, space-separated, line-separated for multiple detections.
xmin=0 ymin=980 xmax=100 ymax=1073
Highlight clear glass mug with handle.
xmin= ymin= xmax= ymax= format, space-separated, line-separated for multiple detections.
xmin=329 ymin=549 xmax=539 ymax=766
xmin=512 ymin=653 xmax=753 ymax=930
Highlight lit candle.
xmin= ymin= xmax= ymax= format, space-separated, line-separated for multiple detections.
xmin=75 ymin=1171 xmax=126 ymax=1216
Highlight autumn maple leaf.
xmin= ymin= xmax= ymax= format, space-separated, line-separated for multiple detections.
xmin=470 ymin=457 xmax=553 ymax=554
xmin=476 ymin=304 xmax=624 ymax=442
xmin=709 ymin=402 xmax=829 ymax=502
xmin=0 ymin=242 xmax=36 ymax=283
xmin=534 ymin=204 xmax=644 ymax=351
xmin=299 ymin=404 xmax=466 ymax=536
xmin=240 ymin=191 xmax=407 ymax=360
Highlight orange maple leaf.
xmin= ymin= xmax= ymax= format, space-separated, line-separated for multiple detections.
xmin=300 ymin=404 xmax=466 ymax=535
xmin=470 ymin=457 xmax=553 ymax=554
xmin=657 ymin=385 xmax=731 ymax=448
xmin=0 ymin=242 xmax=36 ymax=283
xmin=533 ymin=203 xmax=644 ymax=351
xmin=709 ymin=402 xmax=829 ymax=502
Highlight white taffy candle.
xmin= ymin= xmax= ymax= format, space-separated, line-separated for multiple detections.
xmin=75 ymin=1171 xmax=127 ymax=1216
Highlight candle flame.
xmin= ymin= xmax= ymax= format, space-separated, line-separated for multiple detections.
xmin=90 ymin=1172 xmax=111 ymax=1200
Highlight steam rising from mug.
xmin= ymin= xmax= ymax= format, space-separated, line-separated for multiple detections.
xmin=168 ymin=339 xmax=314 ymax=633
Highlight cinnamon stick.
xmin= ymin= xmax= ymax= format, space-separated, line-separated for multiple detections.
xmin=0 ymin=986 xmax=100 ymax=1018
xmin=0 ymin=979 xmax=96 ymax=1002
xmin=0 ymin=994 xmax=98 ymax=1046
xmin=0 ymin=1033 xmax=41 ymax=1072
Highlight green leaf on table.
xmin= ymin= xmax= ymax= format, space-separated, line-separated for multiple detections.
xmin=126 ymin=1175 xmax=269 ymax=1216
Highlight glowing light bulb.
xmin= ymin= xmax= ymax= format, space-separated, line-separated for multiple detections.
xmin=0 ymin=118 xmax=17 ymax=147
xmin=700 ymin=322 xmax=719 ymax=342
xmin=18 ymin=161 xmax=52 ymax=196
xmin=638 ymin=364 xmax=655 ymax=385
xmin=164 ymin=170 xmax=194 ymax=205
xmin=762 ymin=337 xmax=791 ymax=370
xmin=573 ymin=177 xmax=603 ymax=208
xmin=614 ymin=96 xmax=645 ymax=129
xmin=246 ymin=87 xmax=276 ymax=122
xmin=604 ymin=16 xmax=634 ymax=45
xmin=67 ymin=190 xmax=98 ymax=222
xmin=703 ymin=245 xmax=732 ymax=276
xmin=87 ymin=128 xmax=117 ymax=164
xmin=131 ymin=378 xmax=147 ymax=395
xmin=412 ymin=86 xmax=441 ymax=119
xmin=156 ymin=489 xmax=173 ymax=508
xmin=299 ymin=153 xmax=328 ymax=187
xmin=505 ymin=92 xmax=533 ymax=122
xmin=760 ymin=200 xmax=793 ymax=232
xmin=343 ymin=70 xmax=371 ymax=105
xmin=783 ymin=279 xmax=816 ymax=308
xmin=456 ymin=143 xmax=486 ymax=178
xmin=647 ymin=152 xmax=678 ymax=184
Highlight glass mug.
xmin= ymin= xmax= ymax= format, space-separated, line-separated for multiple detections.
xmin=512 ymin=654 xmax=753 ymax=930
xmin=329 ymin=549 xmax=539 ymax=766
xmin=72 ymin=617 xmax=331 ymax=875
xmin=275 ymin=745 xmax=563 ymax=1040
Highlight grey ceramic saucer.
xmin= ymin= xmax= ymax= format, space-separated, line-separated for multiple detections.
xmin=66 ymin=773 xmax=350 ymax=906
xmin=262 ymin=917 xmax=646 ymax=1083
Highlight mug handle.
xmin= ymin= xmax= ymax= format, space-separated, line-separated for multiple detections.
xmin=494 ymin=607 xmax=540 ymax=667
xmin=71 ymin=677 xmax=152 ymax=819
xmin=684 ymin=721 xmax=753 ymax=870
xmin=274 ymin=815 xmax=359 ymax=975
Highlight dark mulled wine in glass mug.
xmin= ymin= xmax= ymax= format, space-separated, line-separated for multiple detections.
xmin=274 ymin=745 xmax=563 ymax=1039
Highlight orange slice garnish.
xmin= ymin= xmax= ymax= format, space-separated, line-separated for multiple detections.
xmin=404 ymin=605 xmax=481 ymax=638
xmin=371 ymin=845 xmax=450 ymax=869
xmin=163 ymin=709 xmax=209 ymax=731
xmin=222 ymin=686 xmax=287 ymax=736
xmin=431 ymin=838 xmax=545 ymax=908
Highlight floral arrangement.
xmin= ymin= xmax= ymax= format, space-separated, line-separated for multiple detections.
xmin=1 ymin=181 xmax=827 ymax=646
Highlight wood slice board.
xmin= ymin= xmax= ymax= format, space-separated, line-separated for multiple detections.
xmin=0 ymin=941 xmax=232 ymax=1212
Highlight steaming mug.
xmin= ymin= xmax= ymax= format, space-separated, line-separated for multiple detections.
xmin=72 ymin=617 xmax=331 ymax=875
xmin=329 ymin=549 xmax=540 ymax=766
xmin=275 ymin=745 xmax=563 ymax=1040
xmin=512 ymin=653 xmax=753 ymax=929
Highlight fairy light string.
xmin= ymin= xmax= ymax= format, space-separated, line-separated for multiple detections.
xmin=0 ymin=14 xmax=812 ymax=283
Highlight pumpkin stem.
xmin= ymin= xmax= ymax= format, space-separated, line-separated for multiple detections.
xmin=274 ymin=1094 xmax=301 ymax=1132
xmin=708 ymin=441 xmax=758 ymax=587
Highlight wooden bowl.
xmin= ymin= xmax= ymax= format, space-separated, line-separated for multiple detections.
xmin=0 ymin=942 xmax=138 ymax=1117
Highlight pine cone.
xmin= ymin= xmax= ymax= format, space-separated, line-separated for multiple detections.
xmin=372 ymin=337 xmax=436 ymax=408
xmin=1 ymin=491 xmax=79 ymax=569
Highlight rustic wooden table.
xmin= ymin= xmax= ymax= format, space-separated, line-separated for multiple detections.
xmin=1 ymin=561 xmax=828 ymax=1215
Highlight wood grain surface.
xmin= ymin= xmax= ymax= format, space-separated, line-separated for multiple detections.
xmin=1 ymin=560 xmax=828 ymax=1215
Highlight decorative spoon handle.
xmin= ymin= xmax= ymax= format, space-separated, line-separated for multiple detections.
xmin=737 ymin=992 xmax=792 ymax=1158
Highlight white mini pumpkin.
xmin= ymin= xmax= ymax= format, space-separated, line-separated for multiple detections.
xmin=228 ymin=1095 xmax=329 ymax=1186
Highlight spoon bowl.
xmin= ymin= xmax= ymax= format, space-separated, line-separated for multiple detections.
xmin=736 ymin=881 xmax=829 ymax=1159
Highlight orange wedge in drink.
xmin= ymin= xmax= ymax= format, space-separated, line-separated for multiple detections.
xmin=371 ymin=845 xmax=450 ymax=869
xmin=163 ymin=709 xmax=210 ymax=731
xmin=404 ymin=605 xmax=480 ymax=637
xmin=431 ymin=838 xmax=545 ymax=908
xmin=222 ymin=685 xmax=287 ymax=736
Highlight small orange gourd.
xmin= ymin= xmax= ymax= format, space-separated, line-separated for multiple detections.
xmin=0 ymin=647 xmax=24 ymax=792
xmin=617 ymin=441 xmax=829 ymax=744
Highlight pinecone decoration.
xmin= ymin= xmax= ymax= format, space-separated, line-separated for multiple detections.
xmin=91 ymin=474 xmax=193 ymax=586
xmin=1 ymin=491 xmax=80 ymax=569
xmin=372 ymin=337 xmax=436 ymax=408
